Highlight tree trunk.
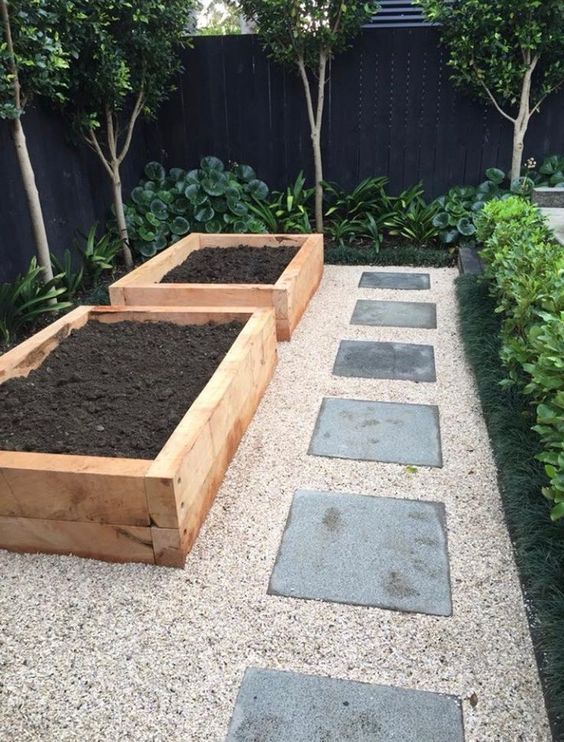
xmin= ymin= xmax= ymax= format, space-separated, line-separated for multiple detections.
xmin=297 ymin=51 xmax=328 ymax=234
xmin=510 ymin=55 xmax=537 ymax=182
xmin=511 ymin=120 xmax=527 ymax=182
xmin=312 ymin=128 xmax=324 ymax=233
xmin=10 ymin=117 xmax=54 ymax=282
xmin=313 ymin=51 xmax=328 ymax=233
xmin=111 ymin=162 xmax=133 ymax=269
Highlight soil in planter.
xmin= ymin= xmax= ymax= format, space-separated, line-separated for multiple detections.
xmin=0 ymin=320 xmax=243 ymax=459
xmin=161 ymin=244 xmax=300 ymax=285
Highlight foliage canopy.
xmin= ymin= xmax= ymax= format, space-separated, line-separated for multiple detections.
xmin=0 ymin=0 xmax=73 ymax=119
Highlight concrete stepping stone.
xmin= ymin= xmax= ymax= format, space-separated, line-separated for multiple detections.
xmin=351 ymin=299 xmax=437 ymax=329
xmin=359 ymin=271 xmax=430 ymax=290
xmin=333 ymin=339 xmax=436 ymax=382
xmin=226 ymin=667 xmax=464 ymax=741
xmin=268 ymin=489 xmax=452 ymax=616
xmin=309 ymin=397 xmax=443 ymax=467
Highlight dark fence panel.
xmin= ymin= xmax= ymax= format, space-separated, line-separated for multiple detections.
xmin=1 ymin=27 xmax=563 ymax=282
xmin=150 ymin=29 xmax=563 ymax=195
xmin=0 ymin=102 xmax=148 ymax=282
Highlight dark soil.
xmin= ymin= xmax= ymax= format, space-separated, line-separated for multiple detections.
xmin=0 ymin=320 xmax=243 ymax=459
xmin=161 ymin=244 xmax=300 ymax=285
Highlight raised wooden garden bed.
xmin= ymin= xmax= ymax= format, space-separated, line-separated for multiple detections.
xmin=109 ymin=233 xmax=324 ymax=341
xmin=0 ymin=304 xmax=277 ymax=567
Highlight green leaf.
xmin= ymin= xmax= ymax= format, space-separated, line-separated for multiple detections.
xmin=201 ymin=170 xmax=229 ymax=197
xmin=195 ymin=206 xmax=215 ymax=223
xmin=145 ymin=162 xmax=166 ymax=182
xmin=485 ymin=167 xmax=505 ymax=185
xmin=432 ymin=212 xmax=450 ymax=229
xmin=150 ymin=198 xmax=169 ymax=220
xmin=550 ymin=501 xmax=564 ymax=521
xmin=246 ymin=179 xmax=269 ymax=200
xmin=170 ymin=216 xmax=190 ymax=235
xmin=234 ymin=164 xmax=256 ymax=182
xmin=200 ymin=156 xmax=225 ymax=172
xmin=440 ymin=229 xmax=459 ymax=244
xmin=457 ymin=217 xmax=476 ymax=236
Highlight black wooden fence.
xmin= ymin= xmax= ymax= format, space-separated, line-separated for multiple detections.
xmin=1 ymin=27 xmax=563 ymax=281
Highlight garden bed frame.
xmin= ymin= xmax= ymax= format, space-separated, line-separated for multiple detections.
xmin=0 ymin=305 xmax=277 ymax=567
xmin=109 ymin=233 xmax=324 ymax=341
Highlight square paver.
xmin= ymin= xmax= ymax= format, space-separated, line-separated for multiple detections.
xmin=268 ymin=489 xmax=452 ymax=615
xmin=333 ymin=340 xmax=436 ymax=382
xmin=351 ymin=299 xmax=437 ymax=329
xmin=308 ymin=397 xmax=443 ymax=467
xmin=359 ymin=271 xmax=430 ymax=290
xmin=226 ymin=668 xmax=464 ymax=741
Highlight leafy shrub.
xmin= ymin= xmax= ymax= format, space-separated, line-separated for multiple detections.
xmin=382 ymin=190 xmax=441 ymax=244
xmin=126 ymin=158 xmax=270 ymax=257
xmin=249 ymin=172 xmax=314 ymax=233
xmin=324 ymin=181 xmax=441 ymax=247
xmin=525 ymin=154 xmax=564 ymax=188
xmin=0 ymin=259 xmax=70 ymax=345
xmin=323 ymin=177 xmax=388 ymax=222
xmin=75 ymin=226 xmax=121 ymax=285
xmin=477 ymin=196 xmax=564 ymax=518
xmin=432 ymin=167 xmax=535 ymax=247
xmin=50 ymin=250 xmax=84 ymax=302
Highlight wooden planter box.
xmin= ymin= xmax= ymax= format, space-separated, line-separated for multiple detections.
xmin=0 ymin=305 xmax=277 ymax=567
xmin=109 ymin=233 xmax=324 ymax=341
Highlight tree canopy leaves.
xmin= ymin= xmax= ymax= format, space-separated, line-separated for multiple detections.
xmin=418 ymin=0 xmax=564 ymax=113
xmin=239 ymin=0 xmax=376 ymax=71
xmin=65 ymin=0 xmax=194 ymax=131
xmin=0 ymin=0 xmax=75 ymax=119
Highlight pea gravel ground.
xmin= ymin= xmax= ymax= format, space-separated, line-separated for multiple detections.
xmin=0 ymin=266 xmax=549 ymax=741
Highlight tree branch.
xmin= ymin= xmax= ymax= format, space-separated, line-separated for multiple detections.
xmin=0 ymin=0 xmax=22 ymax=111
xmin=315 ymin=49 xmax=328 ymax=130
xmin=105 ymin=105 xmax=117 ymax=161
xmin=331 ymin=0 xmax=344 ymax=35
xmin=84 ymin=128 xmax=114 ymax=178
xmin=529 ymin=78 xmax=564 ymax=117
xmin=478 ymin=78 xmax=515 ymax=123
xmin=117 ymin=89 xmax=145 ymax=164
xmin=297 ymin=55 xmax=317 ymax=134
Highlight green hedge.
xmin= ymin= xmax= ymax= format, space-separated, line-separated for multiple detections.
xmin=457 ymin=275 xmax=564 ymax=736
xmin=476 ymin=197 xmax=564 ymax=519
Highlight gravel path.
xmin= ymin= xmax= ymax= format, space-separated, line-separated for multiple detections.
xmin=0 ymin=266 xmax=549 ymax=741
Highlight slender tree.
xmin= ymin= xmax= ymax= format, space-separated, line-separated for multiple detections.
xmin=0 ymin=0 xmax=73 ymax=281
xmin=239 ymin=0 xmax=376 ymax=232
xmin=66 ymin=1 xmax=194 ymax=268
xmin=418 ymin=0 xmax=564 ymax=181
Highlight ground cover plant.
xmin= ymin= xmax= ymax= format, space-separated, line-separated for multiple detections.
xmin=125 ymin=158 xmax=270 ymax=258
xmin=456 ymin=275 xmax=564 ymax=739
xmin=0 ymin=225 xmax=122 ymax=351
xmin=476 ymin=196 xmax=564 ymax=519
xmin=324 ymin=243 xmax=456 ymax=267
xmin=0 ymin=258 xmax=70 ymax=345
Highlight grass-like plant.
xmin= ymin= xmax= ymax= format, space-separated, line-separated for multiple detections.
xmin=0 ymin=258 xmax=70 ymax=346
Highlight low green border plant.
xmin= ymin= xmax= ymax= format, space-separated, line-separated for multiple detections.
xmin=456 ymin=275 xmax=564 ymax=738
xmin=476 ymin=197 xmax=564 ymax=518
xmin=324 ymin=244 xmax=456 ymax=267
